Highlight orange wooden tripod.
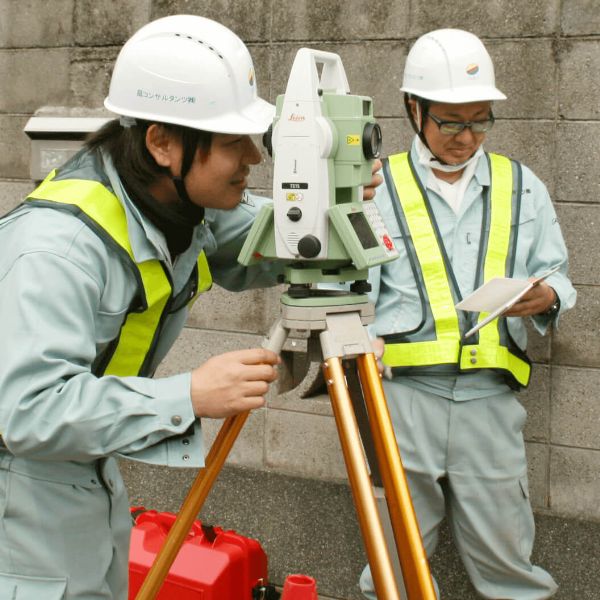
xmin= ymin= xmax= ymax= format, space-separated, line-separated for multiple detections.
xmin=135 ymin=297 xmax=436 ymax=600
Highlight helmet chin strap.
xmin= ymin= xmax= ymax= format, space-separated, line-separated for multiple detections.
xmin=172 ymin=175 xmax=194 ymax=205
xmin=171 ymin=174 xmax=205 ymax=223
xmin=415 ymin=136 xmax=483 ymax=173
xmin=171 ymin=128 xmax=205 ymax=221
xmin=405 ymin=94 xmax=430 ymax=150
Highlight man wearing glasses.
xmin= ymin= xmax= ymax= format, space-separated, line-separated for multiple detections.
xmin=361 ymin=29 xmax=575 ymax=599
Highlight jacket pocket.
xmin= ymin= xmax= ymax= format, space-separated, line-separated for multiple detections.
xmin=0 ymin=572 xmax=66 ymax=599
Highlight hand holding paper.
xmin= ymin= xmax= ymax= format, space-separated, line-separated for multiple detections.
xmin=456 ymin=266 xmax=560 ymax=338
xmin=503 ymin=276 xmax=557 ymax=318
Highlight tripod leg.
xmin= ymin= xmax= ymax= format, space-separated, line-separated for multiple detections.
xmin=134 ymin=412 xmax=249 ymax=600
xmin=357 ymin=353 xmax=436 ymax=600
xmin=323 ymin=356 xmax=401 ymax=600
xmin=135 ymin=318 xmax=289 ymax=600
xmin=343 ymin=362 xmax=405 ymax=594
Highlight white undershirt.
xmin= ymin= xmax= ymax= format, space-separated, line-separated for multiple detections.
xmin=415 ymin=136 xmax=481 ymax=215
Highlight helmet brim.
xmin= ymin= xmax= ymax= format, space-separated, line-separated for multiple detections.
xmin=104 ymin=96 xmax=276 ymax=135
xmin=401 ymin=85 xmax=507 ymax=104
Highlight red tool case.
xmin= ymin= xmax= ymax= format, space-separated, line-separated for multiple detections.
xmin=128 ymin=508 xmax=275 ymax=599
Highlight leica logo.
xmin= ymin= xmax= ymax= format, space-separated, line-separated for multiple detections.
xmin=288 ymin=113 xmax=305 ymax=122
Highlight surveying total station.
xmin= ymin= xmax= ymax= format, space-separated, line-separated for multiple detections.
xmin=238 ymin=47 xmax=397 ymax=295
xmin=134 ymin=49 xmax=436 ymax=600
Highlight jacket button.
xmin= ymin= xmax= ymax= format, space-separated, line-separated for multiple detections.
xmin=182 ymin=438 xmax=190 ymax=445
xmin=470 ymin=357 xmax=477 ymax=364
xmin=470 ymin=348 xmax=477 ymax=356
xmin=182 ymin=454 xmax=190 ymax=461
xmin=171 ymin=415 xmax=182 ymax=426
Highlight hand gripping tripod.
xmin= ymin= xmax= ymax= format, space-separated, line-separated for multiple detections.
xmin=135 ymin=291 xmax=436 ymax=600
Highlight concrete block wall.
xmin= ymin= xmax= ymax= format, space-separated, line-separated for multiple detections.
xmin=1 ymin=0 xmax=599 ymax=529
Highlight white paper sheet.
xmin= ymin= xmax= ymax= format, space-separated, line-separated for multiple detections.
xmin=455 ymin=277 xmax=532 ymax=312
xmin=456 ymin=265 xmax=560 ymax=338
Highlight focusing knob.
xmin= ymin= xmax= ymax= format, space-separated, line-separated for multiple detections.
xmin=287 ymin=206 xmax=303 ymax=222
xmin=297 ymin=234 xmax=321 ymax=258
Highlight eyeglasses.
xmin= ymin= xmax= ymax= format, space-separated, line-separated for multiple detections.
xmin=427 ymin=112 xmax=495 ymax=135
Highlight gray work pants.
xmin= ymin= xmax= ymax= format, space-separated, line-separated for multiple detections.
xmin=0 ymin=453 xmax=130 ymax=599
xmin=360 ymin=381 xmax=557 ymax=600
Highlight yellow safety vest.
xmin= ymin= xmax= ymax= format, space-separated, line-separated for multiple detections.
xmin=25 ymin=169 xmax=212 ymax=378
xmin=381 ymin=152 xmax=531 ymax=389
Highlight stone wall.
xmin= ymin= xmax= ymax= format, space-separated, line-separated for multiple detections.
xmin=1 ymin=0 xmax=599 ymax=529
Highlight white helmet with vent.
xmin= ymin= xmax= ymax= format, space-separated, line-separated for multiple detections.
xmin=104 ymin=15 xmax=274 ymax=134
xmin=401 ymin=29 xmax=506 ymax=103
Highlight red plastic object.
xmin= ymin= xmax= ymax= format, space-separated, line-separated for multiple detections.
xmin=128 ymin=508 xmax=269 ymax=599
xmin=281 ymin=574 xmax=318 ymax=600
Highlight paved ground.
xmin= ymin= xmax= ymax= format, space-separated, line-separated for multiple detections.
xmin=121 ymin=462 xmax=600 ymax=599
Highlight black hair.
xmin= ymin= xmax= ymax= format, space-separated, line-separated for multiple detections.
xmin=85 ymin=118 xmax=212 ymax=196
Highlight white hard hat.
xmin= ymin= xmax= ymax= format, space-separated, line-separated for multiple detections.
xmin=401 ymin=29 xmax=506 ymax=103
xmin=104 ymin=15 xmax=274 ymax=134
